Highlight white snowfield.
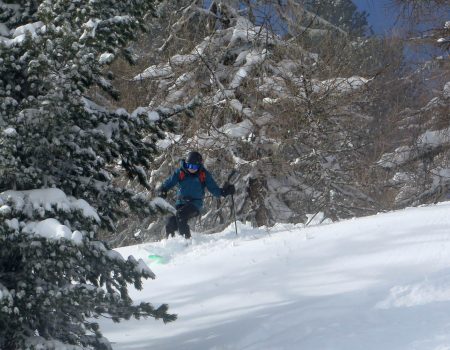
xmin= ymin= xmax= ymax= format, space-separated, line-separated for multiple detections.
xmin=101 ymin=202 xmax=450 ymax=350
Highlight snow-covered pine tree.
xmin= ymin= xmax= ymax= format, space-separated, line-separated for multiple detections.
xmin=0 ymin=0 xmax=185 ymax=348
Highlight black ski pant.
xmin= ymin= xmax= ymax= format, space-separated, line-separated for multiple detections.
xmin=166 ymin=203 xmax=200 ymax=239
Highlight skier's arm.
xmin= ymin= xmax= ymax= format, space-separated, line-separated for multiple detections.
xmin=204 ymin=170 xmax=224 ymax=197
xmin=160 ymin=169 xmax=180 ymax=192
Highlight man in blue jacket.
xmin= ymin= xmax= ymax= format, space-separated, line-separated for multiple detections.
xmin=158 ymin=151 xmax=235 ymax=239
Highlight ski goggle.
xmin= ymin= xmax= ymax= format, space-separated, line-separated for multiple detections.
xmin=185 ymin=162 xmax=200 ymax=171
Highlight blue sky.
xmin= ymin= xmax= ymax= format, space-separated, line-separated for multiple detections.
xmin=352 ymin=0 xmax=399 ymax=34
xmin=202 ymin=0 xmax=400 ymax=36
xmin=353 ymin=0 xmax=448 ymax=63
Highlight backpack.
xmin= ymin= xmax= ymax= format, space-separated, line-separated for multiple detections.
xmin=178 ymin=169 xmax=206 ymax=185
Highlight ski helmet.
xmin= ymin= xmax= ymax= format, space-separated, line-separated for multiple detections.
xmin=186 ymin=151 xmax=203 ymax=165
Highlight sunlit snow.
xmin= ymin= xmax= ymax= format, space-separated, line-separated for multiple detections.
xmin=101 ymin=201 xmax=450 ymax=350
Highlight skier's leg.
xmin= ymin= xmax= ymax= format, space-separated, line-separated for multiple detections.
xmin=176 ymin=203 xmax=200 ymax=239
xmin=165 ymin=215 xmax=178 ymax=238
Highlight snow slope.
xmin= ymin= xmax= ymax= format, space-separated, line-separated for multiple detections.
xmin=101 ymin=202 xmax=450 ymax=350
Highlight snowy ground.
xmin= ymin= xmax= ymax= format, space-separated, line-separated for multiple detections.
xmin=100 ymin=202 xmax=450 ymax=350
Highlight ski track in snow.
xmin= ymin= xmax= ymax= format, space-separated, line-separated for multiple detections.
xmin=101 ymin=202 xmax=450 ymax=350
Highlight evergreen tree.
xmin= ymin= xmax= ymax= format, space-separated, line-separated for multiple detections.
xmin=0 ymin=0 xmax=186 ymax=348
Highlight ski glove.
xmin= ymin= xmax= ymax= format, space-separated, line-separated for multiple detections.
xmin=221 ymin=184 xmax=235 ymax=197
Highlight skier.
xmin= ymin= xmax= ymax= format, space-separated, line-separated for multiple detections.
xmin=157 ymin=151 xmax=235 ymax=239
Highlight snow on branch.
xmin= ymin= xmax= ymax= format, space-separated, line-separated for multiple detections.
xmin=0 ymin=188 xmax=100 ymax=222
xmin=378 ymin=146 xmax=412 ymax=169
xmin=0 ymin=21 xmax=44 ymax=47
xmin=418 ymin=127 xmax=450 ymax=148
xmin=80 ymin=16 xmax=132 ymax=41
xmin=228 ymin=16 xmax=276 ymax=47
xmin=313 ymin=76 xmax=370 ymax=94
xmin=134 ymin=63 xmax=173 ymax=80
xmin=0 ymin=188 xmax=100 ymax=244
xmin=378 ymin=127 xmax=450 ymax=170
xmin=21 ymin=218 xmax=84 ymax=245
xmin=229 ymin=49 xmax=268 ymax=89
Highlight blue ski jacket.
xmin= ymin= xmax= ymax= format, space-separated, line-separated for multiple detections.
xmin=160 ymin=164 xmax=223 ymax=210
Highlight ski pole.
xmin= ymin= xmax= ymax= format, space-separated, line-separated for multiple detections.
xmin=231 ymin=193 xmax=238 ymax=236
